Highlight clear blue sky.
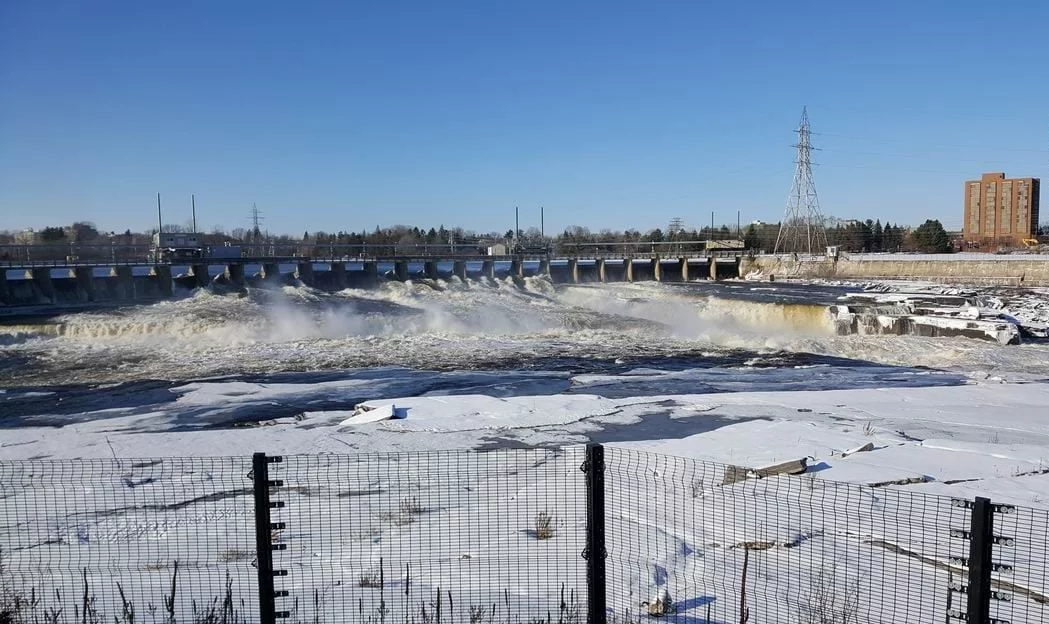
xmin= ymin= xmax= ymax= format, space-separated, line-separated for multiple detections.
xmin=2 ymin=0 xmax=1047 ymax=236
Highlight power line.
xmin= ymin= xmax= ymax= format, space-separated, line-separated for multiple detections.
xmin=804 ymin=105 xmax=1035 ymax=121
xmin=817 ymin=147 xmax=1021 ymax=166
xmin=813 ymin=132 xmax=1049 ymax=155
xmin=815 ymin=162 xmax=983 ymax=176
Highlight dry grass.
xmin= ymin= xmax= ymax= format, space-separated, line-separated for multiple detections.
xmin=400 ymin=496 xmax=424 ymax=516
xmin=690 ymin=480 xmax=705 ymax=498
xmin=797 ymin=568 xmax=860 ymax=624
xmin=0 ymin=556 xmax=247 ymax=624
xmin=377 ymin=497 xmax=427 ymax=527
xmin=534 ymin=511 xmax=555 ymax=540
xmin=219 ymin=549 xmax=255 ymax=563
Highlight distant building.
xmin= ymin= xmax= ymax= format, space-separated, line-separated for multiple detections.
xmin=14 ymin=229 xmax=36 ymax=244
xmin=153 ymin=232 xmax=202 ymax=248
xmin=963 ymin=172 xmax=1040 ymax=248
xmin=151 ymin=232 xmax=203 ymax=262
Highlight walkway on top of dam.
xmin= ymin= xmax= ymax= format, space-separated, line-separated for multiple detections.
xmin=0 ymin=250 xmax=746 ymax=270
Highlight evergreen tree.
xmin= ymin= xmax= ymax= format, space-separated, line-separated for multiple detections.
xmin=743 ymin=224 xmax=759 ymax=249
xmin=40 ymin=226 xmax=67 ymax=242
xmin=911 ymin=220 xmax=951 ymax=253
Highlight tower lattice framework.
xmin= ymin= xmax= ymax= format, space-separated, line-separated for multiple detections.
xmin=774 ymin=107 xmax=827 ymax=255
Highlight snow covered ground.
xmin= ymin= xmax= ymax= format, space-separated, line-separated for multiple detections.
xmin=4 ymin=382 xmax=1049 ymax=622
xmin=4 ymin=382 xmax=1048 ymax=505
xmin=3 ymin=277 xmax=1049 ymax=623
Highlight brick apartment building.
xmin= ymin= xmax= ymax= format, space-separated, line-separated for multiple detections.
xmin=963 ymin=172 xmax=1040 ymax=248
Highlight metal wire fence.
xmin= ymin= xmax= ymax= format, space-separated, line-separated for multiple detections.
xmin=1 ymin=446 xmax=1046 ymax=624
xmin=604 ymin=448 xmax=976 ymax=623
xmin=267 ymin=449 xmax=587 ymax=624
xmin=989 ymin=503 xmax=1049 ymax=624
xmin=0 ymin=456 xmax=257 ymax=623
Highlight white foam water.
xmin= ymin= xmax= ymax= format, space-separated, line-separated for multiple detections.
xmin=0 ymin=278 xmax=1046 ymax=388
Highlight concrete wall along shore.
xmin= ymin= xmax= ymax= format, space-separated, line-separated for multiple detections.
xmin=0 ymin=256 xmax=742 ymax=310
xmin=740 ymin=254 xmax=1049 ymax=286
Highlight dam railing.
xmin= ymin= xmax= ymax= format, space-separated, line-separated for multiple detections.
xmin=1 ymin=445 xmax=1045 ymax=624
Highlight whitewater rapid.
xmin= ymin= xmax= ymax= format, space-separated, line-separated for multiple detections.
xmin=1 ymin=277 xmax=1048 ymax=389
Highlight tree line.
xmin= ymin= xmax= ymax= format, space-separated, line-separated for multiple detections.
xmin=6 ymin=216 xmax=1035 ymax=257
xmin=740 ymin=219 xmax=955 ymax=254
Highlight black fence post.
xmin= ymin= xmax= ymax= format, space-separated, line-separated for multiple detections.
xmin=253 ymin=453 xmax=277 ymax=624
xmin=583 ymin=443 xmax=607 ymax=624
xmin=253 ymin=453 xmax=289 ymax=624
xmin=967 ymin=496 xmax=994 ymax=624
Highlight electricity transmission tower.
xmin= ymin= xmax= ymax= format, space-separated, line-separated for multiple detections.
xmin=668 ymin=217 xmax=685 ymax=235
xmin=774 ymin=107 xmax=827 ymax=255
xmin=249 ymin=204 xmax=264 ymax=242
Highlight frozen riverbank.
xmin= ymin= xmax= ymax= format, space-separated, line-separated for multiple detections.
xmin=4 ymin=381 xmax=1047 ymax=507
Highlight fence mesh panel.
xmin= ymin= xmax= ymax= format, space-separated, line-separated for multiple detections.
xmin=990 ymin=503 xmax=1049 ymax=624
xmin=0 ymin=456 xmax=256 ymax=623
xmin=604 ymin=448 xmax=975 ymax=624
xmin=270 ymin=448 xmax=587 ymax=623
xmin=2 ymin=448 xmax=1047 ymax=624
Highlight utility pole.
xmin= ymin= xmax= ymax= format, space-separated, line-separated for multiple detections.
xmin=157 ymin=193 xmax=163 ymax=235
xmin=540 ymin=206 xmax=544 ymax=241
xmin=710 ymin=211 xmax=714 ymax=241
xmin=191 ymin=195 xmax=197 ymax=233
xmin=515 ymin=206 xmax=520 ymax=253
xmin=737 ymin=210 xmax=741 ymax=239
xmin=774 ymin=106 xmax=827 ymax=254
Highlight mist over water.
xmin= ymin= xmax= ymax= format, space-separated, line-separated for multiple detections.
xmin=2 ymin=277 xmax=1046 ymax=424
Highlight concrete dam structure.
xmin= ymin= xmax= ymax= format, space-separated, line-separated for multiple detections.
xmin=740 ymin=253 xmax=1049 ymax=286
xmin=0 ymin=255 xmax=743 ymax=311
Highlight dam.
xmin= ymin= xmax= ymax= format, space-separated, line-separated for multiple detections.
xmin=0 ymin=254 xmax=743 ymax=311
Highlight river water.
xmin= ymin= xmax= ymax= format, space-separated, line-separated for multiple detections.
xmin=2 ymin=278 xmax=1047 ymax=428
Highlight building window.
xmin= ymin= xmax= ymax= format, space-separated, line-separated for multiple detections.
xmin=969 ymin=186 xmax=981 ymax=234
xmin=985 ymin=184 xmax=997 ymax=234
xmin=1001 ymin=182 xmax=1012 ymax=234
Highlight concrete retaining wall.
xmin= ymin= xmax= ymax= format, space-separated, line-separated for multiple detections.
xmin=740 ymin=255 xmax=1049 ymax=286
